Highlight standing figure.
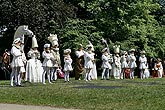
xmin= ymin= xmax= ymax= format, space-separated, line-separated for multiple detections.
xmin=128 ymin=49 xmax=137 ymax=79
xmin=139 ymin=50 xmax=147 ymax=79
xmin=10 ymin=38 xmax=25 ymax=86
xmin=121 ymin=51 xmax=128 ymax=79
xmin=101 ymin=48 xmax=113 ymax=80
xmin=25 ymin=36 xmax=43 ymax=83
xmin=84 ymin=45 xmax=95 ymax=81
xmin=112 ymin=45 xmax=121 ymax=79
xmin=2 ymin=49 xmax=11 ymax=79
xmin=154 ymin=58 xmax=163 ymax=78
xmin=42 ymin=44 xmax=54 ymax=84
xmin=48 ymin=34 xmax=61 ymax=81
xmin=63 ymin=49 xmax=73 ymax=82
xmin=75 ymin=44 xmax=85 ymax=80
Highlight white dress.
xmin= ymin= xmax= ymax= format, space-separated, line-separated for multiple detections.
xmin=25 ymin=49 xmax=43 ymax=83
xmin=129 ymin=54 xmax=137 ymax=69
xmin=63 ymin=55 xmax=73 ymax=71
xmin=121 ymin=55 xmax=128 ymax=68
xmin=101 ymin=54 xmax=111 ymax=69
xmin=139 ymin=56 xmax=147 ymax=69
xmin=112 ymin=55 xmax=121 ymax=79
xmin=84 ymin=51 xmax=94 ymax=69
xmin=42 ymin=51 xmax=54 ymax=67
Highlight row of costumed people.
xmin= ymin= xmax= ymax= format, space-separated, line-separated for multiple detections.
xmin=100 ymin=45 xmax=164 ymax=80
xmin=25 ymin=34 xmax=98 ymax=83
xmin=10 ymin=34 xmax=163 ymax=86
xmin=25 ymin=34 xmax=62 ymax=84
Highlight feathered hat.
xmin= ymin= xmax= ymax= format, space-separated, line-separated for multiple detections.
xmin=32 ymin=35 xmax=38 ymax=48
xmin=48 ymin=33 xmax=58 ymax=46
xmin=102 ymin=48 xmax=108 ymax=53
xmin=86 ymin=41 xmax=94 ymax=51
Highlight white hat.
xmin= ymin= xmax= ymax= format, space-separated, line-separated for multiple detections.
xmin=32 ymin=36 xmax=38 ymax=48
xmin=13 ymin=38 xmax=21 ymax=44
xmin=122 ymin=51 xmax=127 ymax=55
xmin=140 ymin=50 xmax=146 ymax=54
xmin=129 ymin=49 xmax=135 ymax=52
xmin=113 ymin=45 xmax=120 ymax=53
xmin=44 ymin=44 xmax=50 ymax=48
xmin=102 ymin=48 xmax=108 ymax=53
xmin=64 ymin=49 xmax=71 ymax=54
xmin=48 ymin=34 xmax=58 ymax=46
xmin=86 ymin=44 xmax=93 ymax=49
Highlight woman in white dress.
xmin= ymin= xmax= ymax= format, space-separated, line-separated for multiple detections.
xmin=112 ymin=45 xmax=121 ymax=79
xmin=25 ymin=36 xmax=43 ymax=83
xmin=42 ymin=44 xmax=54 ymax=84
xmin=63 ymin=49 xmax=73 ymax=82
xmin=139 ymin=50 xmax=147 ymax=79
xmin=10 ymin=38 xmax=25 ymax=86
xmin=128 ymin=49 xmax=137 ymax=79
xmin=84 ymin=45 xmax=95 ymax=81
xmin=101 ymin=48 xmax=112 ymax=80
xmin=121 ymin=51 xmax=128 ymax=79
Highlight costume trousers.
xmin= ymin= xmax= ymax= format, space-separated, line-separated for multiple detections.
xmin=10 ymin=67 xmax=21 ymax=86
xmin=140 ymin=69 xmax=145 ymax=79
xmin=101 ymin=68 xmax=109 ymax=79
xmin=51 ymin=67 xmax=57 ymax=81
xmin=42 ymin=67 xmax=51 ymax=84
xmin=158 ymin=70 xmax=162 ymax=78
xmin=64 ymin=71 xmax=70 ymax=82
xmin=121 ymin=68 xmax=126 ymax=79
xmin=130 ymin=68 xmax=134 ymax=79
xmin=84 ymin=68 xmax=91 ymax=81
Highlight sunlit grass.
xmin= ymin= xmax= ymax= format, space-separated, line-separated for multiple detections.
xmin=0 ymin=77 xmax=165 ymax=110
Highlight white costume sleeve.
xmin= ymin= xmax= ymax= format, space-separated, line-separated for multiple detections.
xmin=11 ymin=46 xmax=22 ymax=57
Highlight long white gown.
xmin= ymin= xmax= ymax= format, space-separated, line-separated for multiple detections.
xmin=25 ymin=49 xmax=43 ymax=83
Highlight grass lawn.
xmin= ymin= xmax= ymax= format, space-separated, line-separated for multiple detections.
xmin=0 ymin=77 xmax=165 ymax=110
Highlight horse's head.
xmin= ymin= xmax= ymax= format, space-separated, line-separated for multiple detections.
xmin=48 ymin=33 xmax=58 ymax=46
xmin=14 ymin=25 xmax=34 ymax=40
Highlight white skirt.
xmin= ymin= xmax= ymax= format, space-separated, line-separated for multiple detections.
xmin=26 ymin=59 xmax=43 ymax=83
xmin=121 ymin=61 xmax=128 ymax=68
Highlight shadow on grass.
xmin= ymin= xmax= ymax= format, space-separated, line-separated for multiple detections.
xmin=73 ymin=85 xmax=124 ymax=89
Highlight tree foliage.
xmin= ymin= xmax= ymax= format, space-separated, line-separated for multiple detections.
xmin=0 ymin=0 xmax=164 ymax=58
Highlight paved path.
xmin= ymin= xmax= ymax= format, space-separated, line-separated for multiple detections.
xmin=0 ymin=103 xmax=79 ymax=110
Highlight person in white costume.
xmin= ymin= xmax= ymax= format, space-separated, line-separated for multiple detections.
xmin=42 ymin=44 xmax=54 ymax=84
xmin=101 ymin=48 xmax=113 ymax=80
xmin=84 ymin=45 xmax=95 ymax=81
xmin=112 ymin=45 xmax=121 ymax=79
xmin=10 ymin=38 xmax=25 ymax=86
xmin=121 ymin=51 xmax=128 ymax=79
xmin=88 ymin=42 xmax=97 ymax=80
xmin=25 ymin=36 xmax=43 ymax=83
xmin=128 ymin=49 xmax=137 ymax=79
xmin=48 ymin=34 xmax=61 ymax=81
xmin=154 ymin=58 xmax=163 ymax=78
xmin=63 ymin=49 xmax=73 ymax=82
xmin=139 ymin=50 xmax=147 ymax=79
